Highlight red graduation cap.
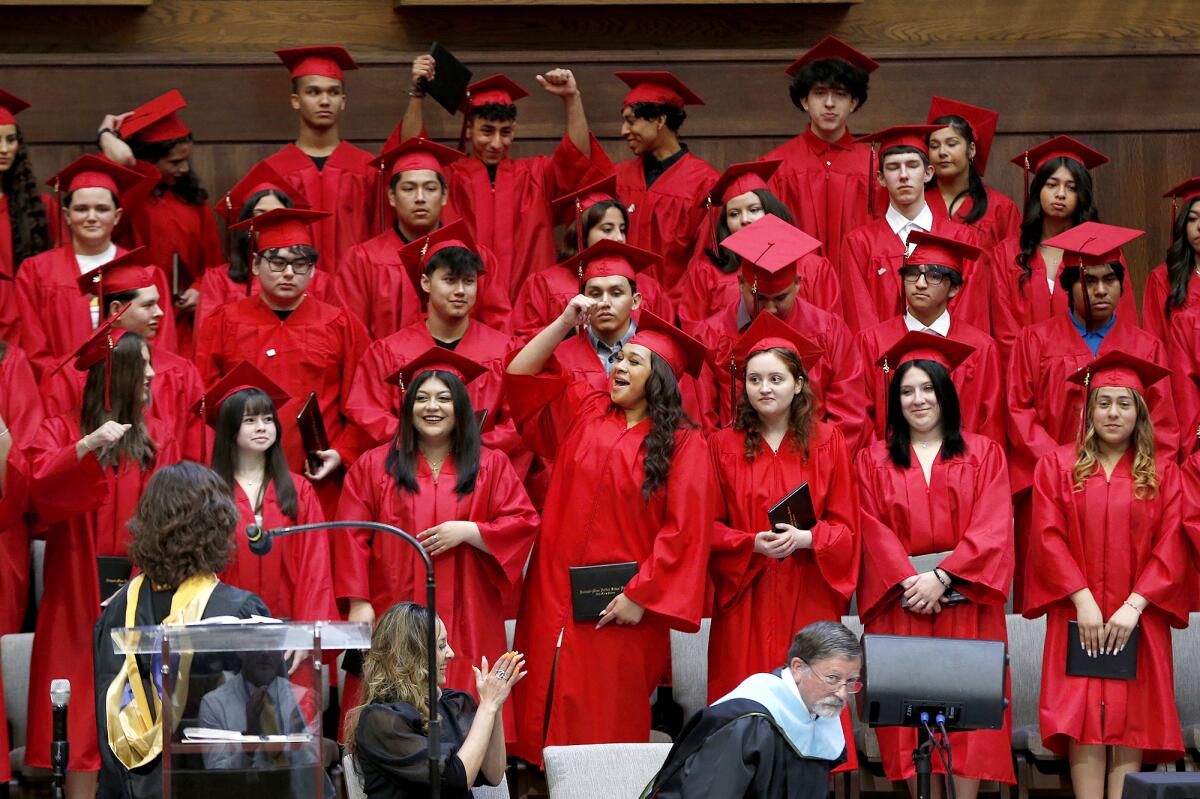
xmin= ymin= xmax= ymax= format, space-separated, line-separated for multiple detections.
xmin=399 ymin=219 xmax=481 ymax=304
xmin=926 ymin=96 xmax=1000 ymax=177
xmin=229 ymin=207 xmax=331 ymax=253
xmin=276 ymin=45 xmax=358 ymax=82
xmin=876 ymin=330 xmax=975 ymax=377
xmin=726 ymin=311 xmax=824 ymax=419
xmin=558 ymin=238 xmax=658 ymax=286
xmin=551 ymin=173 xmax=619 ymax=227
xmin=785 ymin=35 xmax=880 ymax=77
xmin=215 ymin=161 xmax=310 ymax=224
xmin=373 ymin=136 xmax=465 ymax=179
xmin=855 ymin=125 xmax=941 ymax=158
xmin=0 ymin=88 xmax=31 ymax=126
xmin=1163 ymin=176 xmax=1200 ymax=229
xmin=386 ymin=345 xmax=488 ymax=393
xmin=76 ymin=246 xmax=159 ymax=298
xmin=55 ymin=303 xmax=134 ymax=411
xmin=905 ymin=230 xmax=983 ymax=277
xmin=615 ymin=71 xmax=704 ymax=110
xmin=1041 ymin=221 xmax=1143 ymax=268
xmin=465 ymin=74 xmax=529 ymax=110
xmin=720 ymin=213 xmax=822 ymax=296
xmin=47 ymin=154 xmax=147 ymax=198
xmin=117 ymin=90 xmax=190 ymax=144
xmin=1011 ymin=134 xmax=1109 ymax=175
xmin=192 ymin=360 xmax=291 ymax=429
xmin=628 ymin=309 xmax=707 ymax=380
xmin=1066 ymin=349 xmax=1169 ymax=395
xmin=706 ymin=160 xmax=781 ymax=208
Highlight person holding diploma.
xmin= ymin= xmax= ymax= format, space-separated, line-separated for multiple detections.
xmin=504 ymin=303 xmax=713 ymax=764
xmin=855 ymin=331 xmax=1015 ymax=795
xmin=1024 ymin=351 xmax=1188 ymax=796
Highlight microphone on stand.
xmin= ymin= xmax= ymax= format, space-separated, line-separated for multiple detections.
xmin=245 ymin=523 xmax=270 ymax=555
xmin=50 ymin=678 xmax=70 ymax=799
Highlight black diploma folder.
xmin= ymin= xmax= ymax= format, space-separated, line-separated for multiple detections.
xmin=900 ymin=550 xmax=967 ymax=608
xmin=98 ymin=556 xmax=133 ymax=604
xmin=569 ymin=562 xmax=638 ymax=622
xmin=766 ymin=482 xmax=817 ymax=533
xmin=1066 ymin=620 xmax=1139 ymax=680
xmin=296 ymin=391 xmax=330 ymax=474
xmin=420 ymin=42 xmax=473 ymax=115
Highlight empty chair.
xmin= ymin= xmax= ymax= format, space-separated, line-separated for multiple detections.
xmin=1172 ymin=611 xmax=1200 ymax=768
xmin=543 ymin=743 xmax=672 ymax=799
xmin=669 ymin=618 xmax=710 ymax=723
xmin=2 ymin=632 xmax=38 ymax=779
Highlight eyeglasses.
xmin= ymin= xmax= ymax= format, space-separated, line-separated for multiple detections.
xmin=261 ymin=255 xmax=315 ymax=275
xmin=804 ymin=661 xmax=863 ymax=694
xmin=900 ymin=267 xmax=950 ymax=287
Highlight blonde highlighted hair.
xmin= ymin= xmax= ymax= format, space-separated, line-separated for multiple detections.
xmin=1072 ymin=387 xmax=1158 ymax=499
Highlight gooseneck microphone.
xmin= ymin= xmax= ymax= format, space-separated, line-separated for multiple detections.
xmin=50 ymin=678 xmax=70 ymax=799
xmin=248 ymin=521 xmax=440 ymax=799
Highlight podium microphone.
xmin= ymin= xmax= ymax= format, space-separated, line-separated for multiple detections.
xmin=50 ymin=678 xmax=70 ymax=799
xmin=245 ymin=523 xmax=272 ymax=555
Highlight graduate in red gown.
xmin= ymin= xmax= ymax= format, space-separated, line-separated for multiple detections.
xmin=333 ymin=136 xmax=512 ymax=337
xmin=195 ymin=208 xmax=371 ymax=515
xmin=345 ymin=219 xmax=526 ymax=473
xmin=1007 ymin=223 xmax=1178 ymax=610
xmin=255 ymin=45 xmax=377 ymax=271
xmin=337 ymin=347 xmax=538 ymax=737
xmin=25 ymin=317 xmax=178 ymax=795
xmin=0 ymin=88 xmax=57 ymax=343
xmin=1167 ymin=309 xmax=1200 ymax=455
xmin=510 ymin=174 xmax=674 ymax=342
xmin=839 ymin=125 xmax=986 ymax=334
xmin=15 ymin=155 xmax=172 ymax=377
xmin=1179 ymin=393 xmax=1200 ymax=611
xmin=1142 ymin=178 xmax=1200 ymax=346
xmin=399 ymin=60 xmax=606 ymax=302
xmin=505 ymin=305 xmax=713 ymax=764
xmin=924 ymin=97 xmax=1021 ymax=251
xmin=0 ymin=342 xmax=43 ymax=637
xmin=856 ymin=332 xmax=1015 ymax=793
xmin=706 ymin=313 xmax=860 ymax=769
xmin=199 ymin=362 xmax=336 ymax=623
xmin=559 ymin=71 xmax=717 ymax=302
xmin=854 ymin=231 xmax=1004 ymax=445
xmin=39 ymin=248 xmax=204 ymax=462
xmin=760 ymin=36 xmax=883 ymax=269
xmin=677 ymin=160 xmax=840 ymax=325
xmin=694 ymin=215 xmax=868 ymax=450
xmin=99 ymin=89 xmax=223 ymax=357
xmin=986 ymin=136 xmax=1135 ymax=363
xmin=1024 ymin=352 xmax=1188 ymax=795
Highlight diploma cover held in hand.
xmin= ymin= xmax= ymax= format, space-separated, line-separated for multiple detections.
xmin=420 ymin=42 xmax=472 ymax=115
xmin=296 ymin=391 xmax=329 ymax=474
xmin=1066 ymin=621 xmax=1139 ymax=680
xmin=569 ymin=562 xmax=638 ymax=622
xmin=767 ymin=482 xmax=817 ymax=532
xmin=900 ymin=551 xmax=967 ymax=608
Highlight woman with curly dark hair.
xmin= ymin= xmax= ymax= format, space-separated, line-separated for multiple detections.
xmin=706 ymin=313 xmax=859 ymax=740
xmin=1142 ymin=178 xmax=1200 ymax=346
xmin=504 ymin=300 xmax=713 ymax=765
xmin=93 ymin=461 xmax=271 ymax=799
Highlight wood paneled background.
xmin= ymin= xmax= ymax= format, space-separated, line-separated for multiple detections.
xmin=4 ymin=0 xmax=1199 ymax=307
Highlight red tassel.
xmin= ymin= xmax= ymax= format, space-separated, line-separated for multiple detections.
xmin=574 ymin=197 xmax=584 ymax=256
xmin=728 ymin=355 xmax=737 ymax=427
xmin=707 ymin=196 xmax=719 ymax=256
xmin=1077 ymin=369 xmax=1091 ymax=445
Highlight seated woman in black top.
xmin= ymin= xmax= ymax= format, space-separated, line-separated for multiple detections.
xmin=344 ymin=602 xmax=524 ymax=798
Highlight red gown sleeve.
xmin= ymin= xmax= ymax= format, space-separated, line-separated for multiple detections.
xmin=1 ymin=346 xmax=46 ymax=448
xmin=550 ymin=133 xmax=614 ymax=197
xmin=501 ymin=354 xmax=609 ymax=460
xmin=473 ymin=450 xmax=540 ymax=592
xmin=1022 ymin=452 xmax=1089 ymax=619
xmin=707 ymin=436 xmax=766 ymax=612
xmin=1131 ymin=463 xmax=1189 ymax=627
xmin=0 ymin=448 xmax=28 ymax=525
xmin=289 ymin=480 xmax=337 ymax=620
xmin=343 ymin=340 xmax=400 ymax=445
xmin=936 ymin=438 xmax=1014 ymax=606
xmin=1005 ymin=330 xmax=1061 ymax=495
xmin=1180 ymin=453 xmax=1200 ymax=611
xmin=27 ymin=418 xmax=109 ymax=526
xmin=1168 ymin=316 xmax=1200 ymax=453
xmin=809 ymin=426 xmax=860 ymax=602
xmin=332 ymin=452 xmax=380 ymax=602
xmin=854 ymin=451 xmax=925 ymax=623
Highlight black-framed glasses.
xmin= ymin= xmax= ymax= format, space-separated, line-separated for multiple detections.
xmin=900 ymin=266 xmax=951 ymax=286
xmin=261 ymin=255 xmax=315 ymax=275
xmin=804 ymin=661 xmax=863 ymax=694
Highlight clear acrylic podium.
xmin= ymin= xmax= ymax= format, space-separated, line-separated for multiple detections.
xmin=110 ymin=620 xmax=371 ymax=799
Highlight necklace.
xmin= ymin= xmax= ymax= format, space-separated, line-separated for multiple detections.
xmin=915 ymin=440 xmax=941 ymax=450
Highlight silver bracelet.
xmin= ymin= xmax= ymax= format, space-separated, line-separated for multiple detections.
xmin=407 ymin=88 xmax=426 ymax=98
xmin=1123 ymin=600 xmax=1142 ymax=615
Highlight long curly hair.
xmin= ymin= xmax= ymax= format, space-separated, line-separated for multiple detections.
xmin=344 ymin=602 xmax=439 ymax=754
xmin=130 ymin=134 xmax=208 ymax=205
xmin=1072 ymin=388 xmax=1158 ymax=499
xmin=926 ymin=114 xmax=988 ymax=225
xmin=629 ymin=354 xmax=694 ymax=501
xmin=80 ymin=332 xmax=157 ymax=469
xmin=703 ymin=189 xmax=795 ymax=274
xmin=1164 ymin=196 xmax=1200 ymax=319
xmin=734 ymin=347 xmax=817 ymax=461
xmin=1 ymin=126 xmax=51 ymax=267
xmin=127 ymin=462 xmax=239 ymax=587
xmin=1016 ymin=157 xmax=1099 ymax=286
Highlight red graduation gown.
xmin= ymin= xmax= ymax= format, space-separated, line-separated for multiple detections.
xmin=220 ymin=476 xmax=336 ymax=622
xmin=761 ymin=127 xmax=884 ymax=270
xmin=195 ymin=294 xmax=371 ymax=512
xmin=332 ymin=225 xmax=513 ymax=338
xmin=924 ymin=185 xmax=1021 ymax=252
xmin=706 ymin=424 xmax=860 ymax=767
xmin=12 ymin=244 xmax=177 ymax=378
xmin=853 ymin=316 xmax=1005 ymax=446
xmin=676 ymin=245 xmax=840 ymax=325
xmin=985 ymin=236 xmax=1139 ymax=364
xmin=1179 ymin=450 xmax=1200 ymax=611
xmin=0 ymin=192 xmax=59 ymax=344
xmin=1025 ymin=447 xmax=1187 ymax=762
xmin=1166 ymin=309 xmax=1200 ymax=454
xmin=856 ymin=434 xmax=1015 ymax=783
xmin=509 ymin=264 xmax=675 ymax=344
xmin=1141 ymin=263 xmax=1200 ymax=348
xmin=25 ymin=414 xmax=179 ymax=772
xmin=0 ymin=344 xmax=45 ymax=636
xmin=259 ymin=141 xmax=379 ymax=271
xmin=334 ymin=444 xmax=538 ymax=736
xmin=195 ymin=263 xmax=335 ymax=337
xmin=503 ymin=366 xmax=712 ymax=764
xmin=839 ymin=215 xmax=985 ymax=334
xmin=694 ymin=299 xmax=868 ymax=451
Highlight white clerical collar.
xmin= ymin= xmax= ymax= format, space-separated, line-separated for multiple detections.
xmin=904 ymin=307 xmax=951 ymax=336
xmin=885 ymin=202 xmax=933 ymax=244
xmin=781 ymin=667 xmax=817 ymax=720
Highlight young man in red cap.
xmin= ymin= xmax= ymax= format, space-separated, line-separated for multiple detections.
xmin=399 ymin=61 xmax=606 ymax=301
xmin=855 ymin=230 xmax=1004 ymax=446
xmin=333 ymin=137 xmax=512 ymax=337
xmin=1007 ymin=222 xmax=1178 ymax=609
xmin=761 ymin=36 xmax=883 ymax=269
xmin=693 ymin=214 xmax=868 ymax=450
xmin=840 ymin=125 xmax=985 ymax=334
xmin=253 ymin=45 xmax=377 ymax=270
xmin=559 ymin=71 xmax=718 ymax=302
xmin=98 ymin=89 xmax=223 ymax=357
xmin=195 ymin=207 xmax=370 ymax=513
xmin=14 ymin=154 xmax=171 ymax=376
